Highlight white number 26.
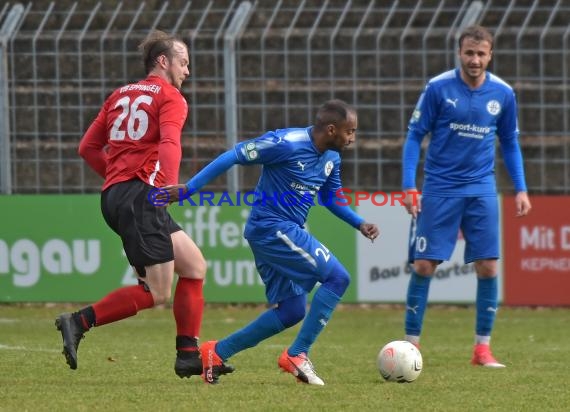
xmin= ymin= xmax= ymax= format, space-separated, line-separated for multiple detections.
xmin=110 ymin=95 xmax=153 ymax=141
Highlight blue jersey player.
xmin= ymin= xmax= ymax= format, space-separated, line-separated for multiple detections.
xmin=164 ymin=99 xmax=379 ymax=385
xmin=401 ymin=26 xmax=531 ymax=368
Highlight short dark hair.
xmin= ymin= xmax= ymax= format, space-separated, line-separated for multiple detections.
xmin=315 ymin=99 xmax=355 ymax=127
xmin=458 ymin=25 xmax=494 ymax=50
xmin=138 ymin=30 xmax=185 ymax=74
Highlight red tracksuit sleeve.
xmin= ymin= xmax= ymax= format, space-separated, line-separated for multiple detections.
xmin=78 ymin=106 xmax=108 ymax=178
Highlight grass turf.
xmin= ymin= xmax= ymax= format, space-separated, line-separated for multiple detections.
xmin=0 ymin=304 xmax=569 ymax=411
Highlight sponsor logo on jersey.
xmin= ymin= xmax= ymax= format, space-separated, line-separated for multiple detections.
xmin=290 ymin=181 xmax=318 ymax=196
xmin=449 ymin=122 xmax=491 ymax=139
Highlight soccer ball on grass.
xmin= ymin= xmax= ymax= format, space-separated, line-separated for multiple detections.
xmin=377 ymin=340 xmax=422 ymax=383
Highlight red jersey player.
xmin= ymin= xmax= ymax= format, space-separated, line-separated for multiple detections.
xmin=55 ymin=30 xmax=223 ymax=380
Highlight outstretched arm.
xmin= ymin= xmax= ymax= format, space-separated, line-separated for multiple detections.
xmin=185 ymin=150 xmax=238 ymax=194
xmin=163 ymin=149 xmax=238 ymax=201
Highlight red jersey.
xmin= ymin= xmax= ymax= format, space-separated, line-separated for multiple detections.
xmin=79 ymin=75 xmax=188 ymax=191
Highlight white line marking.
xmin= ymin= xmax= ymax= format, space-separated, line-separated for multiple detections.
xmin=0 ymin=343 xmax=60 ymax=353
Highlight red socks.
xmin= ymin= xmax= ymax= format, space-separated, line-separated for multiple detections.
xmin=85 ymin=278 xmax=203 ymax=351
xmin=173 ymin=278 xmax=204 ymax=349
xmin=92 ymin=284 xmax=155 ymax=326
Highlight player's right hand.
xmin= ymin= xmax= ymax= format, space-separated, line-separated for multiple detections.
xmin=403 ymin=189 xmax=421 ymax=218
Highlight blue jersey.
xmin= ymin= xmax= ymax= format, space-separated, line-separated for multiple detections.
xmin=403 ymin=68 xmax=521 ymax=196
xmin=183 ymin=125 xmax=363 ymax=301
xmin=234 ymin=127 xmax=342 ymax=229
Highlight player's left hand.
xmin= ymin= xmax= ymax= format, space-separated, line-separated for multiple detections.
xmin=360 ymin=222 xmax=380 ymax=243
xmin=515 ymin=191 xmax=532 ymax=217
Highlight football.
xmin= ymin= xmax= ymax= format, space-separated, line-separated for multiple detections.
xmin=377 ymin=340 xmax=423 ymax=383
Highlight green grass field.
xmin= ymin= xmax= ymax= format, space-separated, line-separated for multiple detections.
xmin=1 ymin=304 xmax=569 ymax=411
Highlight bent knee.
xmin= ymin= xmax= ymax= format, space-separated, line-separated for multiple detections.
xmin=197 ymin=257 xmax=207 ymax=278
xmin=172 ymin=231 xmax=207 ymax=279
xmin=332 ymin=268 xmax=351 ymax=290
xmin=176 ymin=255 xmax=207 ymax=280
xmin=322 ymin=266 xmax=351 ymax=297
xmin=281 ymin=305 xmax=305 ymax=328
xmin=191 ymin=256 xmax=207 ymax=279
xmin=276 ymin=295 xmax=306 ymax=328
xmin=149 ymin=288 xmax=172 ymax=305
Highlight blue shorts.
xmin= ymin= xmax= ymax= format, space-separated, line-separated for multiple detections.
xmin=245 ymin=223 xmax=340 ymax=304
xmin=409 ymin=195 xmax=499 ymax=264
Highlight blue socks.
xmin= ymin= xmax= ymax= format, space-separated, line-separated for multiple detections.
xmin=288 ymin=286 xmax=341 ymax=356
xmin=405 ymin=271 xmax=432 ymax=336
xmin=287 ymin=264 xmax=349 ymax=356
xmin=476 ymin=276 xmax=498 ymax=336
xmin=215 ymin=308 xmax=285 ymax=360
xmin=215 ymin=286 xmax=342 ymax=360
xmin=215 ymin=294 xmax=307 ymax=361
xmin=216 ymin=263 xmax=349 ymax=360
xmin=404 ymin=271 xmax=498 ymax=341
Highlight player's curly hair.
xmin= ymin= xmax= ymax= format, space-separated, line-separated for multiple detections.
xmin=458 ymin=25 xmax=494 ymax=50
xmin=139 ymin=30 xmax=184 ymax=74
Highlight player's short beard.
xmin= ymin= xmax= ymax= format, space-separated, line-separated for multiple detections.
xmin=166 ymin=71 xmax=176 ymax=89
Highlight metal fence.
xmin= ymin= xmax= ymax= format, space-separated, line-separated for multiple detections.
xmin=0 ymin=0 xmax=569 ymax=194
